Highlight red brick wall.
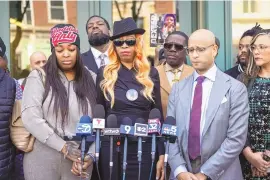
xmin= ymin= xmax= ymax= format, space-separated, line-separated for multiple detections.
xmin=33 ymin=1 xmax=49 ymax=27
xmin=67 ymin=1 xmax=77 ymax=26
xmin=32 ymin=0 xmax=77 ymax=27
xmin=155 ymin=1 xmax=175 ymax=14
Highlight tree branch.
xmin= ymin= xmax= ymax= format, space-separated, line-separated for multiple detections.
xmin=114 ymin=1 xmax=123 ymax=19
xmin=131 ymin=0 xmax=143 ymax=22
xmin=18 ymin=0 xmax=30 ymax=22
xmin=12 ymin=1 xmax=29 ymax=46
xmin=137 ymin=1 xmax=143 ymax=17
xmin=11 ymin=0 xmax=30 ymax=77
xmin=131 ymin=1 xmax=136 ymax=21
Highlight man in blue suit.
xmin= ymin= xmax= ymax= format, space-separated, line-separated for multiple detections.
xmin=167 ymin=29 xmax=249 ymax=180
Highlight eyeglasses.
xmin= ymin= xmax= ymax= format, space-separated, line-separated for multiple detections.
xmin=164 ymin=43 xmax=186 ymax=51
xmin=249 ymin=44 xmax=270 ymax=53
xmin=113 ymin=39 xmax=136 ymax=47
xmin=186 ymin=44 xmax=214 ymax=55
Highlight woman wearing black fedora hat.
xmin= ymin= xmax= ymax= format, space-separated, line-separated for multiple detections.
xmin=96 ymin=17 xmax=165 ymax=180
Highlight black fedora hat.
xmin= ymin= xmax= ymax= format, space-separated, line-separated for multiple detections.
xmin=110 ymin=17 xmax=145 ymax=40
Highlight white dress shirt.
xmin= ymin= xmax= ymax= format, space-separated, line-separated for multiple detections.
xmin=91 ymin=47 xmax=109 ymax=68
xmin=165 ymin=63 xmax=183 ymax=87
xmin=174 ymin=64 xmax=217 ymax=178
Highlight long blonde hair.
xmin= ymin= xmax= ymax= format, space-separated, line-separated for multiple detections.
xmin=100 ymin=34 xmax=154 ymax=108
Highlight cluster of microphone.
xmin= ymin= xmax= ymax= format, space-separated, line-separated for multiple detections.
xmin=74 ymin=104 xmax=178 ymax=180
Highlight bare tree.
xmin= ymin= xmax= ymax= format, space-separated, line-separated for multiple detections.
xmin=114 ymin=0 xmax=143 ymax=22
xmin=10 ymin=1 xmax=30 ymax=78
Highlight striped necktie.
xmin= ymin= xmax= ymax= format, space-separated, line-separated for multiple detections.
xmin=99 ymin=54 xmax=105 ymax=67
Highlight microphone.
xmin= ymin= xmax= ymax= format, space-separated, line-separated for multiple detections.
xmin=120 ymin=117 xmax=133 ymax=180
xmin=120 ymin=117 xmax=134 ymax=136
xmin=134 ymin=118 xmax=148 ymax=180
xmin=92 ymin=104 xmax=106 ymax=163
xmin=161 ymin=116 xmax=178 ymax=179
xmin=103 ymin=115 xmax=120 ymax=136
xmin=161 ymin=116 xmax=178 ymax=143
xmin=104 ymin=114 xmax=119 ymax=180
xmin=148 ymin=109 xmax=161 ymax=163
xmin=76 ymin=115 xmax=92 ymax=163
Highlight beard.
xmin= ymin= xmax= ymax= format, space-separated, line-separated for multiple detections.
xmin=88 ymin=33 xmax=110 ymax=47
xmin=237 ymin=52 xmax=249 ymax=67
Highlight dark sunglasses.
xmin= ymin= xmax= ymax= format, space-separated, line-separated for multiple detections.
xmin=164 ymin=43 xmax=186 ymax=51
xmin=113 ymin=39 xmax=136 ymax=47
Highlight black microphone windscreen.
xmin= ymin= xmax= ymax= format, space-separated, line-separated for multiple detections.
xmin=79 ymin=115 xmax=92 ymax=123
xmin=107 ymin=114 xmax=118 ymax=128
xmin=165 ymin=116 xmax=176 ymax=125
xmin=149 ymin=108 xmax=161 ymax=119
xmin=122 ymin=117 xmax=133 ymax=126
xmin=93 ymin=104 xmax=105 ymax=118
xmin=135 ymin=118 xmax=146 ymax=124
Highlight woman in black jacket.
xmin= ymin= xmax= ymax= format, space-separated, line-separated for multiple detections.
xmin=96 ymin=17 xmax=164 ymax=180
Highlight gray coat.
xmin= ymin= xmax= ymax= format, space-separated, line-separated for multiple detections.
xmin=167 ymin=69 xmax=249 ymax=180
xmin=22 ymin=69 xmax=96 ymax=153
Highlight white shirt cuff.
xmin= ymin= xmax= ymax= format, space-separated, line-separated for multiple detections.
xmin=174 ymin=165 xmax=187 ymax=178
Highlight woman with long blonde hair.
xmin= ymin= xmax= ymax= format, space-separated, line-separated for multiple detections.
xmin=96 ymin=17 xmax=164 ymax=180
xmin=238 ymin=29 xmax=270 ymax=179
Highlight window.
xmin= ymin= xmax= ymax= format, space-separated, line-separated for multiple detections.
xmin=48 ymin=0 xmax=67 ymax=22
xmin=22 ymin=0 xmax=32 ymax=25
xmin=243 ymin=0 xmax=257 ymax=13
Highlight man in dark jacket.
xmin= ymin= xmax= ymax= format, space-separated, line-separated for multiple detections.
xmin=82 ymin=15 xmax=111 ymax=74
xmin=0 ymin=37 xmax=16 ymax=179
xmin=82 ymin=16 xmax=111 ymax=180
xmin=225 ymin=23 xmax=262 ymax=79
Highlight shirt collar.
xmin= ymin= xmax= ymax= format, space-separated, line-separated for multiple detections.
xmin=120 ymin=64 xmax=136 ymax=75
xmin=194 ymin=63 xmax=217 ymax=82
xmin=90 ymin=47 xmax=108 ymax=59
xmin=165 ymin=63 xmax=183 ymax=72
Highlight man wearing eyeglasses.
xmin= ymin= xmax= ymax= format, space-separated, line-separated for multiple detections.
xmin=225 ymin=24 xmax=262 ymax=79
xmin=167 ymin=29 xmax=249 ymax=180
xmin=156 ymin=31 xmax=193 ymax=119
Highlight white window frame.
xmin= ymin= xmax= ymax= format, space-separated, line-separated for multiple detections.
xmin=47 ymin=0 xmax=68 ymax=23
xmin=243 ymin=0 xmax=258 ymax=13
xmin=21 ymin=0 xmax=34 ymax=26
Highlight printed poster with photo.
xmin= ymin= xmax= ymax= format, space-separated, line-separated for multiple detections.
xmin=150 ymin=13 xmax=176 ymax=47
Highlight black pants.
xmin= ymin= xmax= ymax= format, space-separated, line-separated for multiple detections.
xmin=95 ymin=140 xmax=158 ymax=180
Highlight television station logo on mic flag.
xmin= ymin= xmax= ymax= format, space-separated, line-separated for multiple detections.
xmin=76 ymin=123 xmax=92 ymax=136
xmin=93 ymin=118 xmax=105 ymax=129
xmin=134 ymin=123 xmax=148 ymax=137
xmin=161 ymin=124 xmax=178 ymax=136
xmin=148 ymin=118 xmax=161 ymax=134
xmin=103 ymin=128 xmax=120 ymax=136
xmin=120 ymin=125 xmax=134 ymax=135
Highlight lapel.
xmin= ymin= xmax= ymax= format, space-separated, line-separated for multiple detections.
xmin=180 ymin=74 xmax=194 ymax=131
xmin=82 ymin=49 xmax=99 ymax=74
xmin=202 ymin=69 xmax=230 ymax=136
xmin=158 ymin=63 xmax=171 ymax=94
xmin=179 ymin=64 xmax=190 ymax=81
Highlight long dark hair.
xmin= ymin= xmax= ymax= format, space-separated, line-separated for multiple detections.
xmin=43 ymin=47 xmax=96 ymax=130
